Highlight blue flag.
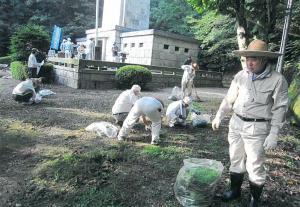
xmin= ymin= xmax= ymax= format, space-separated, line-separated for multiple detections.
xmin=50 ymin=25 xmax=62 ymax=50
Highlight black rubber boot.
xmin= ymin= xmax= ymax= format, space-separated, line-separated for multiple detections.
xmin=249 ymin=181 xmax=263 ymax=207
xmin=222 ymin=172 xmax=244 ymax=201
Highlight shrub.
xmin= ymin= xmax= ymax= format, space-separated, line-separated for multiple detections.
xmin=38 ymin=63 xmax=54 ymax=83
xmin=115 ymin=65 xmax=152 ymax=89
xmin=288 ymin=63 xmax=300 ymax=126
xmin=10 ymin=61 xmax=28 ymax=80
xmin=9 ymin=24 xmax=50 ymax=61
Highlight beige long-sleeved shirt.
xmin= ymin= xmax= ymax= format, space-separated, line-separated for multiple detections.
xmin=216 ymin=64 xmax=288 ymax=135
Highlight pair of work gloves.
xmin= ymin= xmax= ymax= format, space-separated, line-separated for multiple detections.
xmin=212 ymin=117 xmax=278 ymax=150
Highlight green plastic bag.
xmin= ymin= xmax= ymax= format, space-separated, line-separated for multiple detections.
xmin=174 ymin=158 xmax=224 ymax=207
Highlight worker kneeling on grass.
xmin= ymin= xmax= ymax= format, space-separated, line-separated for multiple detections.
xmin=112 ymin=84 xmax=141 ymax=126
xmin=117 ymin=97 xmax=164 ymax=145
xmin=166 ymin=96 xmax=192 ymax=127
xmin=12 ymin=78 xmax=43 ymax=104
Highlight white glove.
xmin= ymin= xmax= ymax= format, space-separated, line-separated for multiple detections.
xmin=263 ymin=133 xmax=278 ymax=150
xmin=145 ymin=125 xmax=151 ymax=131
xmin=212 ymin=117 xmax=221 ymax=131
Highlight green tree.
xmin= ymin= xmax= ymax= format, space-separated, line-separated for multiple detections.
xmin=187 ymin=0 xmax=283 ymax=70
xmin=188 ymin=11 xmax=239 ymax=71
xmin=150 ymin=0 xmax=197 ymax=36
xmin=9 ymin=24 xmax=50 ymax=61
xmin=0 ymin=0 xmax=98 ymax=56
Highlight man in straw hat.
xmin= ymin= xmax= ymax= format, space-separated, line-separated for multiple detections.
xmin=211 ymin=39 xmax=288 ymax=207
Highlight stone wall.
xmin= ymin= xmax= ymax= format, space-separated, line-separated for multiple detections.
xmin=48 ymin=58 xmax=223 ymax=90
xmin=151 ymin=31 xmax=199 ymax=68
xmin=121 ymin=30 xmax=199 ymax=68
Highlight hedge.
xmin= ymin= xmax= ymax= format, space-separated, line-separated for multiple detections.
xmin=115 ymin=65 xmax=152 ymax=89
xmin=10 ymin=61 xmax=28 ymax=80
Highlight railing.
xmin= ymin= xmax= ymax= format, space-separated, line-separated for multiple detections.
xmin=77 ymin=59 xmax=223 ymax=80
xmin=47 ymin=57 xmax=223 ymax=89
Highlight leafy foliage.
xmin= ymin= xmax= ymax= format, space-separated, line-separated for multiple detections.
xmin=188 ymin=11 xmax=239 ymax=71
xmin=9 ymin=24 xmax=50 ymax=61
xmin=115 ymin=65 xmax=152 ymax=89
xmin=150 ymin=0 xmax=196 ymax=36
xmin=38 ymin=63 xmax=54 ymax=83
xmin=10 ymin=61 xmax=28 ymax=80
xmin=187 ymin=0 xmax=281 ymax=42
xmin=0 ymin=0 xmax=97 ymax=57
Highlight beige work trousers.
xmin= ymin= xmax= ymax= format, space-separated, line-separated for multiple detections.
xmin=118 ymin=107 xmax=161 ymax=143
xmin=228 ymin=114 xmax=270 ymax=185
xmin=181 ymin=80 xmax=193 ymax=97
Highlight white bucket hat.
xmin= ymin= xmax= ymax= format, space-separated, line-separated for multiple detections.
xmin=183 ymin=96 xmax=192 ymax=105
xmin=233 ymin=39 xmax=281 ymax=58
xmin=131 ymin=85 xmax=141 ymax=94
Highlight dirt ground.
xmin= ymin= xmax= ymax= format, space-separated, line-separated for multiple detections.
xmin=0 ymin=70 xmax=299 ymax=207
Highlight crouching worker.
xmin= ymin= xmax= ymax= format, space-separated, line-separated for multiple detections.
xmin=166 ymin=96 xmax=192 ymax=127
xmin=112 ymin=85 xmax=141 ymax=126
xmin=211 ymin=39 xmax=288 ymax=207
xmin=12 ymin=78 xmax=43 ymax=104
xmin=117 ymin=97 xmax=164 ymax=145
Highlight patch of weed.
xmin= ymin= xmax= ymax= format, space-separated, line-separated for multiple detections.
xmin=284 ymin=155 xmax=297 ymax=169
xmin=67 ymin=187 xmax=120 ymax=207
xmin=280 ymin=135 xmax=300 ymax=153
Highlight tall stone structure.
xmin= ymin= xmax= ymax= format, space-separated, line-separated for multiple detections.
xmin=102 ymin=0 xmax=150 ymax=30
xmin=86 ymin=0 xmax=200 ymax=67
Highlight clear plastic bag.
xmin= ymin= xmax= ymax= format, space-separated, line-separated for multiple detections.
xmin=38 ymin=89 xmax=56 ymax=97
xmin=85 ymin=122 xmax=119 ymax=138
xmin=174 ymin=158 xmax=224 ymax=207
xmin=34 ymin=93 xmax=42 ymax=103
xmin=168 ymin=86 xmax=181 ymax=101
xmin=191 ymin=113 xmax=211 ymax=127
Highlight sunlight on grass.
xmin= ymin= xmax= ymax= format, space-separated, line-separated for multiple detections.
xmin=42 ymin=146 xmax=73 ymax=158
xmin=0 ymin=118 xmax=39 ymax=149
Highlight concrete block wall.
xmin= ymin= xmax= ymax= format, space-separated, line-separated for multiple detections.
xmin=79 ymin=70 xmax=117 ymax=89
xmin=53 ymin=65 xmax=80 ymax=89
xmin=49 ymin=58 xmax=223 ymax=90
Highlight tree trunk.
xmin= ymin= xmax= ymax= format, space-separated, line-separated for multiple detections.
xmin=236 ymin=24 xmax=247 ymax=70
xmin=234 ymin=0 xmax=248 ymax=70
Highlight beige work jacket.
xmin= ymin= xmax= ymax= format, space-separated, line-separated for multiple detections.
xmin=221 ymin=65 xmax=288 ymax=135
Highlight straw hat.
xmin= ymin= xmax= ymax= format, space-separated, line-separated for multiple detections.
xmin=233 ymin=39 xmax=281 ymax=58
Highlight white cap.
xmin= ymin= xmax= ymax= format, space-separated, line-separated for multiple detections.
xmin=131 ymin=85 xmax=141 ymax=94
xmin=183 ymin=96 xmax=192 ymax=105
xmin=67 ymin=37 xmax=71 ymax=41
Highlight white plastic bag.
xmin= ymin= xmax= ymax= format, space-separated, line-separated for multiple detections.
xmin=174 ymin=158 xmax=224 ymax=207
xmin=38 ymin=89 xmax=56 ymax=97
xmin=85 ymin=122 xmax=119 ymax=138
xmin=168 ymin=86 xmax=181 ymax=101
xmin=34 ymin=93 xmax=42 ymax=103
xmin=191 ymin=113 xmax=211 ymax=127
